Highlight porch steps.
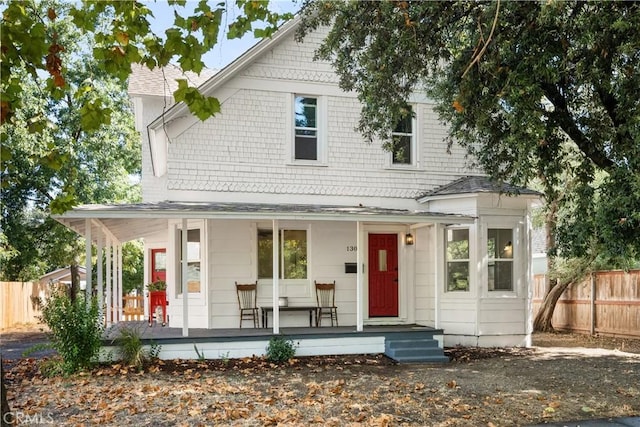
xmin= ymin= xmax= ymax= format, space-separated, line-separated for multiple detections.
xmin=384 ymin=337 xmax=449 ymax=363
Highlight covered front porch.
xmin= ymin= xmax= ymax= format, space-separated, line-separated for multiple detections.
xmin=55 ymin=202 xmax=473 ymax=338
xmin=102 ymin=322 xmax=449 ymax=363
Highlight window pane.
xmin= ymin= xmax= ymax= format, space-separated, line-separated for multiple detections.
xmin=447 ymin=229 xmax=469 ymax=260
xmin=259 ymin=229 xmax=308 ymax=279
xmin=378 ymin=249 xmax=388 ymax=272
xmin=446 ymin=228 xmax=469 ymax=291
xmin=295 ymin=97 xmax=317 ymax=128
xmin=488 ymin=228 xmax=514 ymax=291
xmin=258 ymin=229 xmax=273 ymax=279
xmin=392 ymin=135 xmax=411 ymax=164
xmin=178 ymin=229 xmax=201 ymax=294
xmin=294 ymin=96 xmax=318 ymax=160
xmin=489 ymin=261 xmax=513 ymax=291
xmin=393 ymin=113 xmax=412 ymax=134
xmin=391 ymin=106 xmax=413 ymax=165
xmin=447 ymin=262 xmax=469 ymax=291
xmin=283 ymin=230 xmax=307 ymax=279
xmin=294 ymin=135 xmax=318 ymax=160
xmin=153 ymin=251 xmax=166 ymax=272
xmin=488 ymin=229 xmax=513 ymax=259
xmin=187 ymin=229 xmax=200 ymax=292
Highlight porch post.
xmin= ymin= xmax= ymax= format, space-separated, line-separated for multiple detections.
xmin=434 ymin=224 xmax=440 ymax=329
xmin=143 ymin=247 xmax=149 ymax=321
xmin=182 ymin=218 xmax=189 ymax=337
xmin=84 ymin=219 xmax=92 ymax=304
xmin=96 ymin=233 xmax=104 ymax=321
xmin=105 ymin=237 xmax=112 ymax=327
xmin=272 ymin=219 xmax=279 ymax=334
xmin=118 ymin=244 xmax=123 ymax=322
xmin=112 ymin=244 xmax=118 ymax=323
xmin=356 ymin=221 xmax=363 ymax=332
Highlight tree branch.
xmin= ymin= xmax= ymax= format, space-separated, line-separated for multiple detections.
xmin=541 ymin=82 xmax=615 ymax=170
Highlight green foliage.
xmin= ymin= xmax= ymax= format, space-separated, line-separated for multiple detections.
xmin=299 ymin=1 xmax=640 ymax=261
xmin=147 ymin=280 xmax=167 ymax=292
xmin=113 ymin=325 xmax=160 ymax=369
xmin=2 ymin=0 xmax=292 ymax=149
xmin=121 ymin=241 xmax=144 ymax=294
xmin=265 ymin=336 xmax=296 ymax=363
xmin=194 ymin=344 xmax=205 ymax=361
xmin=39 ymin=290 xmax=104 ymax=375
xmin=0 ymin=1 xmax=142 ymax=282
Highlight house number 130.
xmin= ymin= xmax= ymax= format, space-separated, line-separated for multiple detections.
xmin=346 ymin=246 xmax=357 ymax=252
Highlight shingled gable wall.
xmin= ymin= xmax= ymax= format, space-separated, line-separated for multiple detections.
xmin=136 ymin=24 xmax=479 ymax=208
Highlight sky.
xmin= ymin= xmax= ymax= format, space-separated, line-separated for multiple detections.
xmin=145 ymin=1 xmax=301 ymax=70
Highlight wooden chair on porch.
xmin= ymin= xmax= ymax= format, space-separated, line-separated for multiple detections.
xmin=315 ymin=281 xmax=338 ymax=327
xmin=235 ymin=281 xmax=259 ymax=328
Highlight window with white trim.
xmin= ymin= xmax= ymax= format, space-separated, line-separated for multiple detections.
xmin=294 ymin=96 xmax=318 ymax=161
xmin=391 ymin=106 xmax=415 ymax=165
xmin=446 ymin=228 xmax=470 ymax=292
xmin=488 ymin=228 xmax=514 ymax=291
xmin=258 ymin=229 xmax=308 ymax=279
xmin=176 ymin=228 xmax=201 ymax=295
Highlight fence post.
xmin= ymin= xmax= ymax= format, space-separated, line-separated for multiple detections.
xmin=590 ymin=272 xmax=596 ymax=336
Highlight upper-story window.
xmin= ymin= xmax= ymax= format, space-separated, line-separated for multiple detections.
xmin=294 ymin=96 xmax=318 ymax=161
xmin=488 ymin=228 xmax=514 ymax=291
xmin=391 ymin=106 xmax=415 ymax=166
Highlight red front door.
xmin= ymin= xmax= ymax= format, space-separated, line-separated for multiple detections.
xmin=151 ymin=248 xmax=166 ymax=283
xmin=368 ymin=234 xmax=399 ymax=317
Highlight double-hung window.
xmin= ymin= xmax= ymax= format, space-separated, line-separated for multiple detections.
xmin=446 ymin=228 xmax=470 ymax=292
xmin=294 ymin=96 xmax=318 ymax=161
xmin=391 ymin=106 xmax=415 ymax=166
xmin=176 ymin=228 xmax=201 ymax=295
xmin=258 ymin=229 xmax=308 ymax=279
xmin=488 ymin=229 xmax=514 ymax=291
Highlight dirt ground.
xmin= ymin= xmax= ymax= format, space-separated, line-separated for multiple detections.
xmin=2 ymin=327 xmax=639 ymax=426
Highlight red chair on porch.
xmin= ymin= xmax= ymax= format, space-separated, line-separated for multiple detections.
xmin=315 ymin=281 xmax=338 ymax=327
xmin=236 ymin=281 xmax=259 ymax=328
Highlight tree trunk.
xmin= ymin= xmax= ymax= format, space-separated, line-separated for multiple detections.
xmin=544 ymin=199 xmax=557 ymax=295
xmin=69 ymin=262 xmax=80 ymax=303
xmin=533 ymin=279 xmax=572 ymax=332
xmin=1 ymin=357 xmax=13 ymax=426
xmin=533 ymin=196 xmax=564 ymax=332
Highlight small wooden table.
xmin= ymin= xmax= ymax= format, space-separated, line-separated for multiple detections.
xmin=261 ymin=306 xmax=317 ymax=328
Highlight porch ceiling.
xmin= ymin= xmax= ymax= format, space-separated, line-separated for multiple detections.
xmin=54 ymin=201 xmax=475 ymax=243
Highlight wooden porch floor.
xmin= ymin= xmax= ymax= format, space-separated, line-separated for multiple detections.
xmin=103 ymin=321 xmax=441 ymax=344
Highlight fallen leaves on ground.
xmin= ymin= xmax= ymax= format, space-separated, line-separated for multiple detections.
xmin=3 ymin=348 xmax=640 ymax=426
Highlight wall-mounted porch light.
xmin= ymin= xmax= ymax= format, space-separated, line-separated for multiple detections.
xmin=503 ymin=241 xmax=513 ymax=257
xmin=405 ymin=233 xmax=414 ymax=245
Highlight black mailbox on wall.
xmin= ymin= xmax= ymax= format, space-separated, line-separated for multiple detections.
xmin=344 ymin=262 xmax=357 ymax=274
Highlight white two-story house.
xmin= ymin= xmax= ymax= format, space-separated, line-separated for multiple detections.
xmin=56 ymin=18 xmax=539 ymax=360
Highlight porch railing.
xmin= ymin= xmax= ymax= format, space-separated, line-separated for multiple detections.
xmin=121 ymin=295 xmax=144 ymax=322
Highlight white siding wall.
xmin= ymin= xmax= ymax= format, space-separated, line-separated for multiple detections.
xmin=414 ymin=226 xmax=436 ymax=326
xmin=205 ymin=220 xmax=358 ymax=329
xmin=153 ymin=26 xmax=476 ymax=207
xmin=134 ymin=95 xmax=170 ymax=202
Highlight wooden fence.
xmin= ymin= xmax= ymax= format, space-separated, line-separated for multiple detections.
xmin=532 ymin=270 xmax=640 ymax=338
xmin=0 ymin=281 xmax=49 ymax=329
xmin=1 ymin=281 xmax=146 ymax=328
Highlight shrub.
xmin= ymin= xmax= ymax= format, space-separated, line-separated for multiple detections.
xmin=265 ymin=336 xmax=296 ymax=363
xmin=39 ymin=290 xmax=104 ymax=375
xmin=112 ymin=325 xmax=161 ymax=369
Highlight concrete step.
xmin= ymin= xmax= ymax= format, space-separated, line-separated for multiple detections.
xmin=385 ymin=339 xmax=440 ymax=349
xmin=384 ymin=337 xmax=449 ymax=363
